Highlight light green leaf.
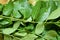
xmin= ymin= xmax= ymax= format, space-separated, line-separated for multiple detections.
xmin=21 ymin=34 xmax=37 ymax=40
xmin=58 ymin=36 xmax=60 ymax=40
xmin=14 ymin=32 xmax=27 ymax=37
xmin=0 ymin=21 xmax=9 ymax=25
xmin=35 ymin=23 xmax=44 ymax=35
xmin=14 ymin=0 xmax=32 ymax=19
xmin=31 ymin=0 xmax=41 ymax=20
xmin=19 ymin=2 xmax=32 ymax=19
xmin=13 ymin=37 xmax=20 ymax=40
xmin=47 ymin=7 xmax=60 ymax=20
xmin=44 ymin=30 xmax=58 ymax=40
xmin=13 ymin=9 xmax=21 ymax=18
xmin=54 ymin=21 xmax=60 ymax=27
xmin=35 ymin=7 xmax=51 ymax=22
xmin=0 ymin=19 xmax=12 ymax=25
xmin=26 ymin=17 xmax=32 ymax=22
xmin=36 ymin=38 xmax=45 ymax=40
xmin=3 ymin=2 xmax=13 ymax=16
xmin=2 ymin=21 xmax=20 ymax=34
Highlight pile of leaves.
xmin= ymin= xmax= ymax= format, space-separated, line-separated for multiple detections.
xmin=0 ymin=0 xmax=60 ymax=40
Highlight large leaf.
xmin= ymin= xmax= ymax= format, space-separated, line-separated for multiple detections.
xmin=35 ymin=23 xmax=44 ymax=35
xmin=2 ymin=21 xmax=20 ymax=34
xmin=14 ymin=0 xmax=32 ymax=19
xmin=47 ymin=7 xmax=60 ymax=20
xmin=35 ymin=7 xmax=51 ymax=22
xmin=19 ymin=1 xmax=32 ymax=19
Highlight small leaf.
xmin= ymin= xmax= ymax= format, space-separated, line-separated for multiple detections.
xmin=21 ymin=34 xmax=37 ymax=40
xmin=25 ymin=24 xmax=34 ymax=30
xmin=0 ymin=19 xmax=12 ymax=25
xmin=47 ymin=7 xmax=60 ymax=20
xmin=13 ymin=9 xmax=21 ymax=18
xmin=26 ymin=17 xmax=32 ymax=22
xmin=31 ymin=0 xmax=41 ymax=20
xmin=14 ymin=0 xmax=32 ymax=19
xmin=54 ymin=21 xmax=60 ymax=27
xmin=35 ymin=22 xmax=44 ymax=35
xmin=3 ymin=2 xmax=13 ymax=16
xmin=2 ymin=21 xmax=20 ymax=34
xmin=14 ymin=32 xmax=27 ymax=37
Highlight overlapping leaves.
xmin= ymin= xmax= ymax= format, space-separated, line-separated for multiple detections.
xmin=0 ymin=0 xmax=60 ymax=40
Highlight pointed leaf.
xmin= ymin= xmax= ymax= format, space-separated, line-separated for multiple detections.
xmin=3 ymin=2 xmax=13 ymax=16
xmin=2 ymin=21 xmax=20 ymax=34
xmin=47 ymin=7 xmax=60 ymax=20
xmin=35 ymin=23 xmax=44 ymax=35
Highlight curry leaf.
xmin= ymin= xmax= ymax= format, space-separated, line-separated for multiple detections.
xmin=3 ymin=2 xmax=13 ymax=16
xmin=47 ymin=7 xmax=60 ymax=20
xmin=2 ymin=21 xmax=20 ymax=34
xmin=35 ymin=22 xmax=44 ymax=35
xmin=13 ymin=9 xmax=21 ymax=18
xmin=31 ymin=0 xmax=41 ymax=20
xmin=21 ymin=34 xmax=37 ymax=40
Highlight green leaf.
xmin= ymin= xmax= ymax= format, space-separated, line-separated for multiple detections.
xmin=4 ymin=35 xmax=12 ymax=40
xmin=25 ymin=24 xmax=34 ymax=30
xmin=35 ymin=23 xmax=44 ymax=35
xmin=44 ymin=30 xmax=58 ymax=40
xmin=14 ymin=0 xmax=32 ymax=19
xmin=58 ymin=36 xmax=60 ymax=40
xmin=21 ymin=34 xmax=37 ymax=40
xmin=3 ymin=2 xmax=13 ymax=16
xmin=0 ymin=19 xmax=12 ymax=25
xmin=2 ymin=21 xmax=20 ymax=34
xmin=13 ymin=9 xmax=21 ymax=18
xmin=0 ymin=21 xmax=9 ymax=25
xmin=47 ymin=7 xmax=60 ymax=20
xmin=14 ymin=32 xmax=27 ymax=37
xmin=0 ymin=4 xmax=3 ymax=11
xmin=36 ymin=38 xmax=45 ymax=40
xmin=54 ymin=21 xmax=60 ymax=27
xmin=31 ymin=0 xmax=41 ymax=20
xmin=35 ymin=7 xmax=51 ymax=22
xmin=26 ymin=17 xmax=32 ymax=22
xmin=13 ymin=37 xmax=20 ymax=40
xmin=19 ymin=1 xmax=32 ymax=19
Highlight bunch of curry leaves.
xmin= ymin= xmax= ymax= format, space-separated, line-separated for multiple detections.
xmin=0 ymin=0 xmax=60 ymax=40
